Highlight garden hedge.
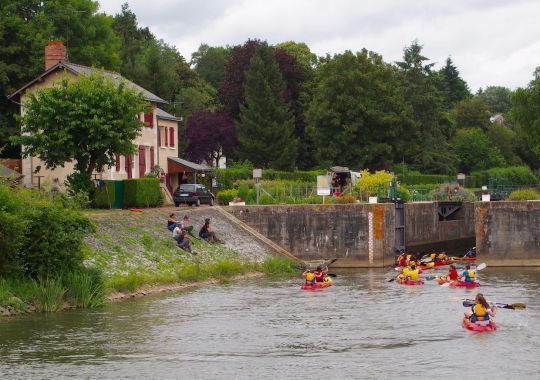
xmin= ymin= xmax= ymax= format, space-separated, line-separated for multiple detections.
xmin=92 ymin=180 xmax=116 ymax=208
xmin=123 ymin=178 xmax=163 ymax=208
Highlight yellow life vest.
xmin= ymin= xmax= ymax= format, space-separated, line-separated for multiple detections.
xmin=430 ymin=253 xmax=436 ymax=260
xmin=306 ymin=272 xmax=315 ymax=281
xmin=474 ymin=304 xmax=487 ymax=320
xmin=408 ymin=269 xmax=419 ymax=281
xmin=467 ymin=269 xmax=475 ymax=279
xmin=402 ymin=267 xmax=410 ymax=277
xmin=438 ymin=253 xmax=446 ymax=259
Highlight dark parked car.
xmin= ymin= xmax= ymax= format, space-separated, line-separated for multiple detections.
xmin=174 ymin=184 xmax=214 ymax=207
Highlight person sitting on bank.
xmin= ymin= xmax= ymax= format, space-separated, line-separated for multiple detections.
xmin=199 ymin=218 xmax=223 ymax=243
xmin=167 ymin=213 xmax=178 ymax=231
xmin=175 ymin=230 xmax=194 ymax=254
xmin=461 ymin=264 xmax=476 ymax=283
xmin=464 ymin=293 xmax=496 ymax=325
xmin=180 ymin=215 xmax=199 ymax=239
xmin=303 ymin=269 xmax=316 ymax=285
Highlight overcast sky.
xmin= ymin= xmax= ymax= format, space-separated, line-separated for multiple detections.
xmin=98 ymin=0 xmax=540 ymax=92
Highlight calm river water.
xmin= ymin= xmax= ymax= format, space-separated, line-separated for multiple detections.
xmin=1 ymin=268 xmax=540 ymax=379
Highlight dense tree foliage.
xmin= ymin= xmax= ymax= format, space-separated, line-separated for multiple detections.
xmin=2 ymin=1 xmax=538 ymax=178
xmin=13 ymin=73 xmax=145 ymax=193
xmin=511 ymin=68 xmax=540 ymax=156
xmin=306 ymin=50 xmax=413 ymax=169
xmin=184 ymin=111 xmax=236 ymax=166
xmin=237 ymin=44 xmax=297 ymax=169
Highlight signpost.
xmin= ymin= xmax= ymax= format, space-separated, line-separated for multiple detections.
xmin=457 ymin=173 xmax=466 ymax=187
xmin=317 ymin=175 xmax=331 ymax=204
xmin=253 ymin=169 xmax=262 ymax=205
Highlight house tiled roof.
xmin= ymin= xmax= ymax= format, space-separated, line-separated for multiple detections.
xmin=8 ymin=62 xmax=167 ymax=104
xmin=156 ymin=108 xmax=182 ymax=122
xmin=168 ymin=157 xmax=210 ymax=172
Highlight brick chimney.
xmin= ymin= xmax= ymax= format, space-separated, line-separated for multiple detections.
xmin=44 ymin=40 xmax=66 ymax=71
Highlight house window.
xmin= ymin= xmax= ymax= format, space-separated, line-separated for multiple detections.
xmin=115 ymin=154 xmax=120 ymax=172
xmin=164 ymin=126 xmax=168 ymax=147
xmin=169 ymin=127 xmax=175 ymax=148
xmin=157 ymin=126 xmax=161 ymax=147
xmin=144 ymin=113 xmax=153 ymax=128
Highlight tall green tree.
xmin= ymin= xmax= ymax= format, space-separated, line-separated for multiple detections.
xmin=237 ymin=43 xmax=297 ymax=169
xmin=1 ymin=0 xmax=121 ymax=157
xmin=478 ymin=86 xmax=512 ymax=115
xmin=396 ymin=41 xmax=454 ymax=174
xmin=12 ymin=73 xmax=146 ymax=193
xmin=452 ymin=128 xmax=506 ymax=173
xmin=511 ymin=68 xmax=540 ymax=155
xmin=191 ymin=43 xmax=232 ymax=91
xmin=437 ymin=57 xmax=471 ymax=110
xmin=306 ymin=49 xmax=414 ymax=169
xmin=450 ymin=97 xmax=491 ymax=131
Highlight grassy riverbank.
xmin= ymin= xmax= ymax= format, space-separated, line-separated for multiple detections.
xmin=1 ymin=206 xmax=296 ymax=317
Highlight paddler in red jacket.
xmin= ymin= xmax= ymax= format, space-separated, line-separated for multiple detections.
xmin=448 ymin=265 xmax=459 ymax=280
xmin=314 ymin=266 xmax=328 ymax=282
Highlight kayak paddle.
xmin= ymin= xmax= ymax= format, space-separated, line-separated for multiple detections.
xmin=462 ymin=300 xmax=526 ymax=310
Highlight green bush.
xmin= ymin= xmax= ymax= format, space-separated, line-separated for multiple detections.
xmin=333 ymin=194 xmax=358 ymax=204
xmin=508 ymin=188 xmax=540 ymax=201
xmin=471 ymin=166 xmax=538 ymax=187
xmin=93 ymin=180 xmax=116 ymax=208
xmin=63 ymin=267 xmax=105 ymax=308
xmin=0 ymin=184 xmax=94 ymax=279
xmin=32 ymin=277 xmax=66 ymax=313
xmin=123 ymin=178 xmax=163 ymax=208
xmin=216 ymin=189 xmax=239 ymax=205
xmin=398 ymin=172 xmax=456 ymax=185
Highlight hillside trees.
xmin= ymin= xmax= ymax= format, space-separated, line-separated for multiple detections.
xmin=511 ymin=67 xmax=540 ymax=156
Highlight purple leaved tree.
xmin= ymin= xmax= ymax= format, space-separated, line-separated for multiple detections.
xmin=184 ymin=111 xmax=237 ymax=166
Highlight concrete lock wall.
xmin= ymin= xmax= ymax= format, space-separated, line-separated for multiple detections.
xmin=405 ymin=202 xmax=476 ymax=255
xmin=476 ymin=201 xmax=540 ymax=266
xmin=225 ymin=204 xmax=396 ymax=267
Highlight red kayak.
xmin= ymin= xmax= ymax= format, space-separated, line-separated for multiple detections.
xmin=419 ymin=260 xmax=453 ymax=270
xmin=462 ymin=318 xmax=496 ymax=332
xmin=403 ymin=279 xmax=424 ymax=286
xmin=301 ymin=281 xmax=332 ymax=290
xmin=450 ymin=281 xmax=480 ymax=288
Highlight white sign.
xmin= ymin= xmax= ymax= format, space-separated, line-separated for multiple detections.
xmin=253 ymin=169 xmax=262 ymax=179
xmin=317 ymin=175 xmax=331 ymax=196
xmin=457 ymin=173 xmax=466 ymax=180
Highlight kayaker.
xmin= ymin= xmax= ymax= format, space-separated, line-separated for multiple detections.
xmin=461 ymin=264 xmax=476 ymax=283
xmin=407 ymin=263 xmax=421 ymax=282
xmin=464 ymin=293 xmax=496 ymax=325
xmin=448 ymin=264 xmax=459 ymax=281
xmin=314 ymin=266 xmax=328 ymax=282
xmin=438 ymin=251 xmax=448 ymax=262
xmin=464 ymin=247 xmax=477 ymax=258
xmin=303 ymin=269 xmax=316 ymax=285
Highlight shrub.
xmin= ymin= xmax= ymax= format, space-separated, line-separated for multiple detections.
xmin=398 ymin=172 xmax=455 ymax=185
xmin=356 ymin=170 xmax=393 ymax=196
xmin=123 ymin=178 xmax=163 ymax=208
xmin=93 ymin=180 xmax=117 ymax=208
xmin=429 ymin=182 xmax=476 ymax=202
xmin=333 ymin=194 xmax=357 ymax=204
xmin=508 ymin=188 xmax=540 ymax=201
xmin=217 ymin=189 xmax=239 ymax=205
xmin=471 ymin=166 xmax=538 ymax=187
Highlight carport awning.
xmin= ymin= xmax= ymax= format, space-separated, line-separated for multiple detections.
xmin=167 ymin=157 xmax=211 ymax=174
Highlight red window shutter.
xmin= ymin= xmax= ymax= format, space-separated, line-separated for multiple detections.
xmin=169 ymin=127 xmax=175 ymax=148
xmin=115 ymin=154 xmax=120 ymax=172
xmin=138 ymin=146 xmax=146 ymax=178
xmin=157 ymin=126 xmax=161 ymax=147
xmin=164 ymin=126 xmax=168 ymax=146
xmin=144 ymin=113 xmax=153 ymax=128
xmin=150 ymin=146 xmax=155 ymax=171
xmin=125 ymin=155 xmax=133 ymax=179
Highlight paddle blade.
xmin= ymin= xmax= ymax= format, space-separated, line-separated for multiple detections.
xmin=326 ymin=273 xmax=337 ymax=278
xmin=476 ymin=263 xmax=487 ymax=271
xmin=510 ymin=303 xmax=527 ymax=310
xmin=463 ymin=300 xmax=475 ymax=307
xmin=388 ymin=278 xmax=396 ymax=282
